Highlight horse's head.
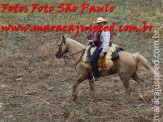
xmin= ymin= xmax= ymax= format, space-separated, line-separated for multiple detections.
xmin=55 ymin=35 xmax=68 ymax=59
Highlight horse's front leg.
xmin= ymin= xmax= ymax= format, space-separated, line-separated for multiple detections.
xmin=72 ymin=75 xmax=85 ymax=101
xmin=89 ymin=80 xmax=97 ymax=102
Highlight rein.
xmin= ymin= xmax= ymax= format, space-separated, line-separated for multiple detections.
xmin=74 ymin=49 xmax=85 ymax=69
xmin=56 ymin=37 xmax=86 ymax=69
xmin=69 ymin=49 xmax=85 ymax=57
xmin=62 ymin=49 xmax=86 ymax=69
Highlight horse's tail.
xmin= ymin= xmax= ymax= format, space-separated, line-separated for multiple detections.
xmin=133 ymin=53 xmax=155 ymax=76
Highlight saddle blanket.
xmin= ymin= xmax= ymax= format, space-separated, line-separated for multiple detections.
xmin=82 ymin=44 xmax=120 ymax=70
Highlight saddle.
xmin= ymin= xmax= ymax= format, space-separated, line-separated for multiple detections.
xmin=82 ymin=44 xmax=124 ymax=70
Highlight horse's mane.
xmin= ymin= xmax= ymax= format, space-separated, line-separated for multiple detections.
xmin=66 ymin=38 xmax=86 ymax=49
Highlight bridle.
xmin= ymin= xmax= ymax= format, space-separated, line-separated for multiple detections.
xmin=55 ymin=38 xmax=86 ymax=69
xmin=56 ymin=38 xmax=66 ymax=58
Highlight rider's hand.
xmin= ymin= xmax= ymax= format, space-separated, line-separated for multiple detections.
xmin=100 ymin=52 xmax=105 ymax=58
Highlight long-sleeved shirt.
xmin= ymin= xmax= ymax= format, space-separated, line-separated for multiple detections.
xmin=87 ymin=31 xmax=97 ymax=44
xmin=87 ymin=31 xmax=97 ymax=45
xmin=100 ymin=25 xmax=111 ymax=53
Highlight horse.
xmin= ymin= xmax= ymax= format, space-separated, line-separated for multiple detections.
xmin=55 ymin=35 xmax=155 ymax=105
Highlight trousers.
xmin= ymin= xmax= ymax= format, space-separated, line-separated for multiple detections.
xmin=90 ymin=48 xmax=102 ymax=78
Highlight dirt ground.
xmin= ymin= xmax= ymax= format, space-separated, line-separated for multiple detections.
xmin=0 ymin=31 xmax=162 ymax=122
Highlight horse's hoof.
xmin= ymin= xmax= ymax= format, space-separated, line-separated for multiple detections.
xmin=119 ymin=101 xmax=129 ymax=106
xmin=72 ymin=95 xmax=77 ymax=101
xmin=143 ymin=96 xmax=151 ymax=103
xmin=90 ymin=98 xmax=96 ymax=102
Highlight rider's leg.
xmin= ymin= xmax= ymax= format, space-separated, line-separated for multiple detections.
xmin=90 ymin=48 xmax=102 ymax=79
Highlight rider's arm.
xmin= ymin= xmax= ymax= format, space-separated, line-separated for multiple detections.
xmin=101 ymin=30 xmax=110 ymax=53
xmin=91 ymin=33 xmax=97 ymax=42
xmin=88 ymin=33 xmax=97 ymax=43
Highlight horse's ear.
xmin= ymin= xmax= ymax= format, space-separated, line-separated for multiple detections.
xmin=64 ymin=34 xmax=67 ymax=38
xmin=62 ymin=34 xmax=67 ymax=44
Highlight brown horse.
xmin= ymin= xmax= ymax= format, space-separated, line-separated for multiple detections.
xmin=55 ymin=35 xmax=155 ymax=105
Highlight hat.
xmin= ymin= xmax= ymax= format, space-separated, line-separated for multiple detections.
xmin=93 ymin=17 xmax=108 ymax=24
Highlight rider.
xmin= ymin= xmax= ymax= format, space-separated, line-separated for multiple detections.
xmin=91 ymin=17 xmax=112 ymax=81
xmin=84 ymin=24 xmax=97 ymax=61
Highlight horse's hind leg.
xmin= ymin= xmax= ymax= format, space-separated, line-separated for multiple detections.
xmin=132 ymin=73 xmax=150 ymax=102
xmin=119 ymin=73 xmax=132 ymax=105
xmin=72 ymin=75 xmax=85 ymax=101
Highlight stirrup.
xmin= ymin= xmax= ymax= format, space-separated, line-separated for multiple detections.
xmin=93 ymin=76 xmax=99 ymax=81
